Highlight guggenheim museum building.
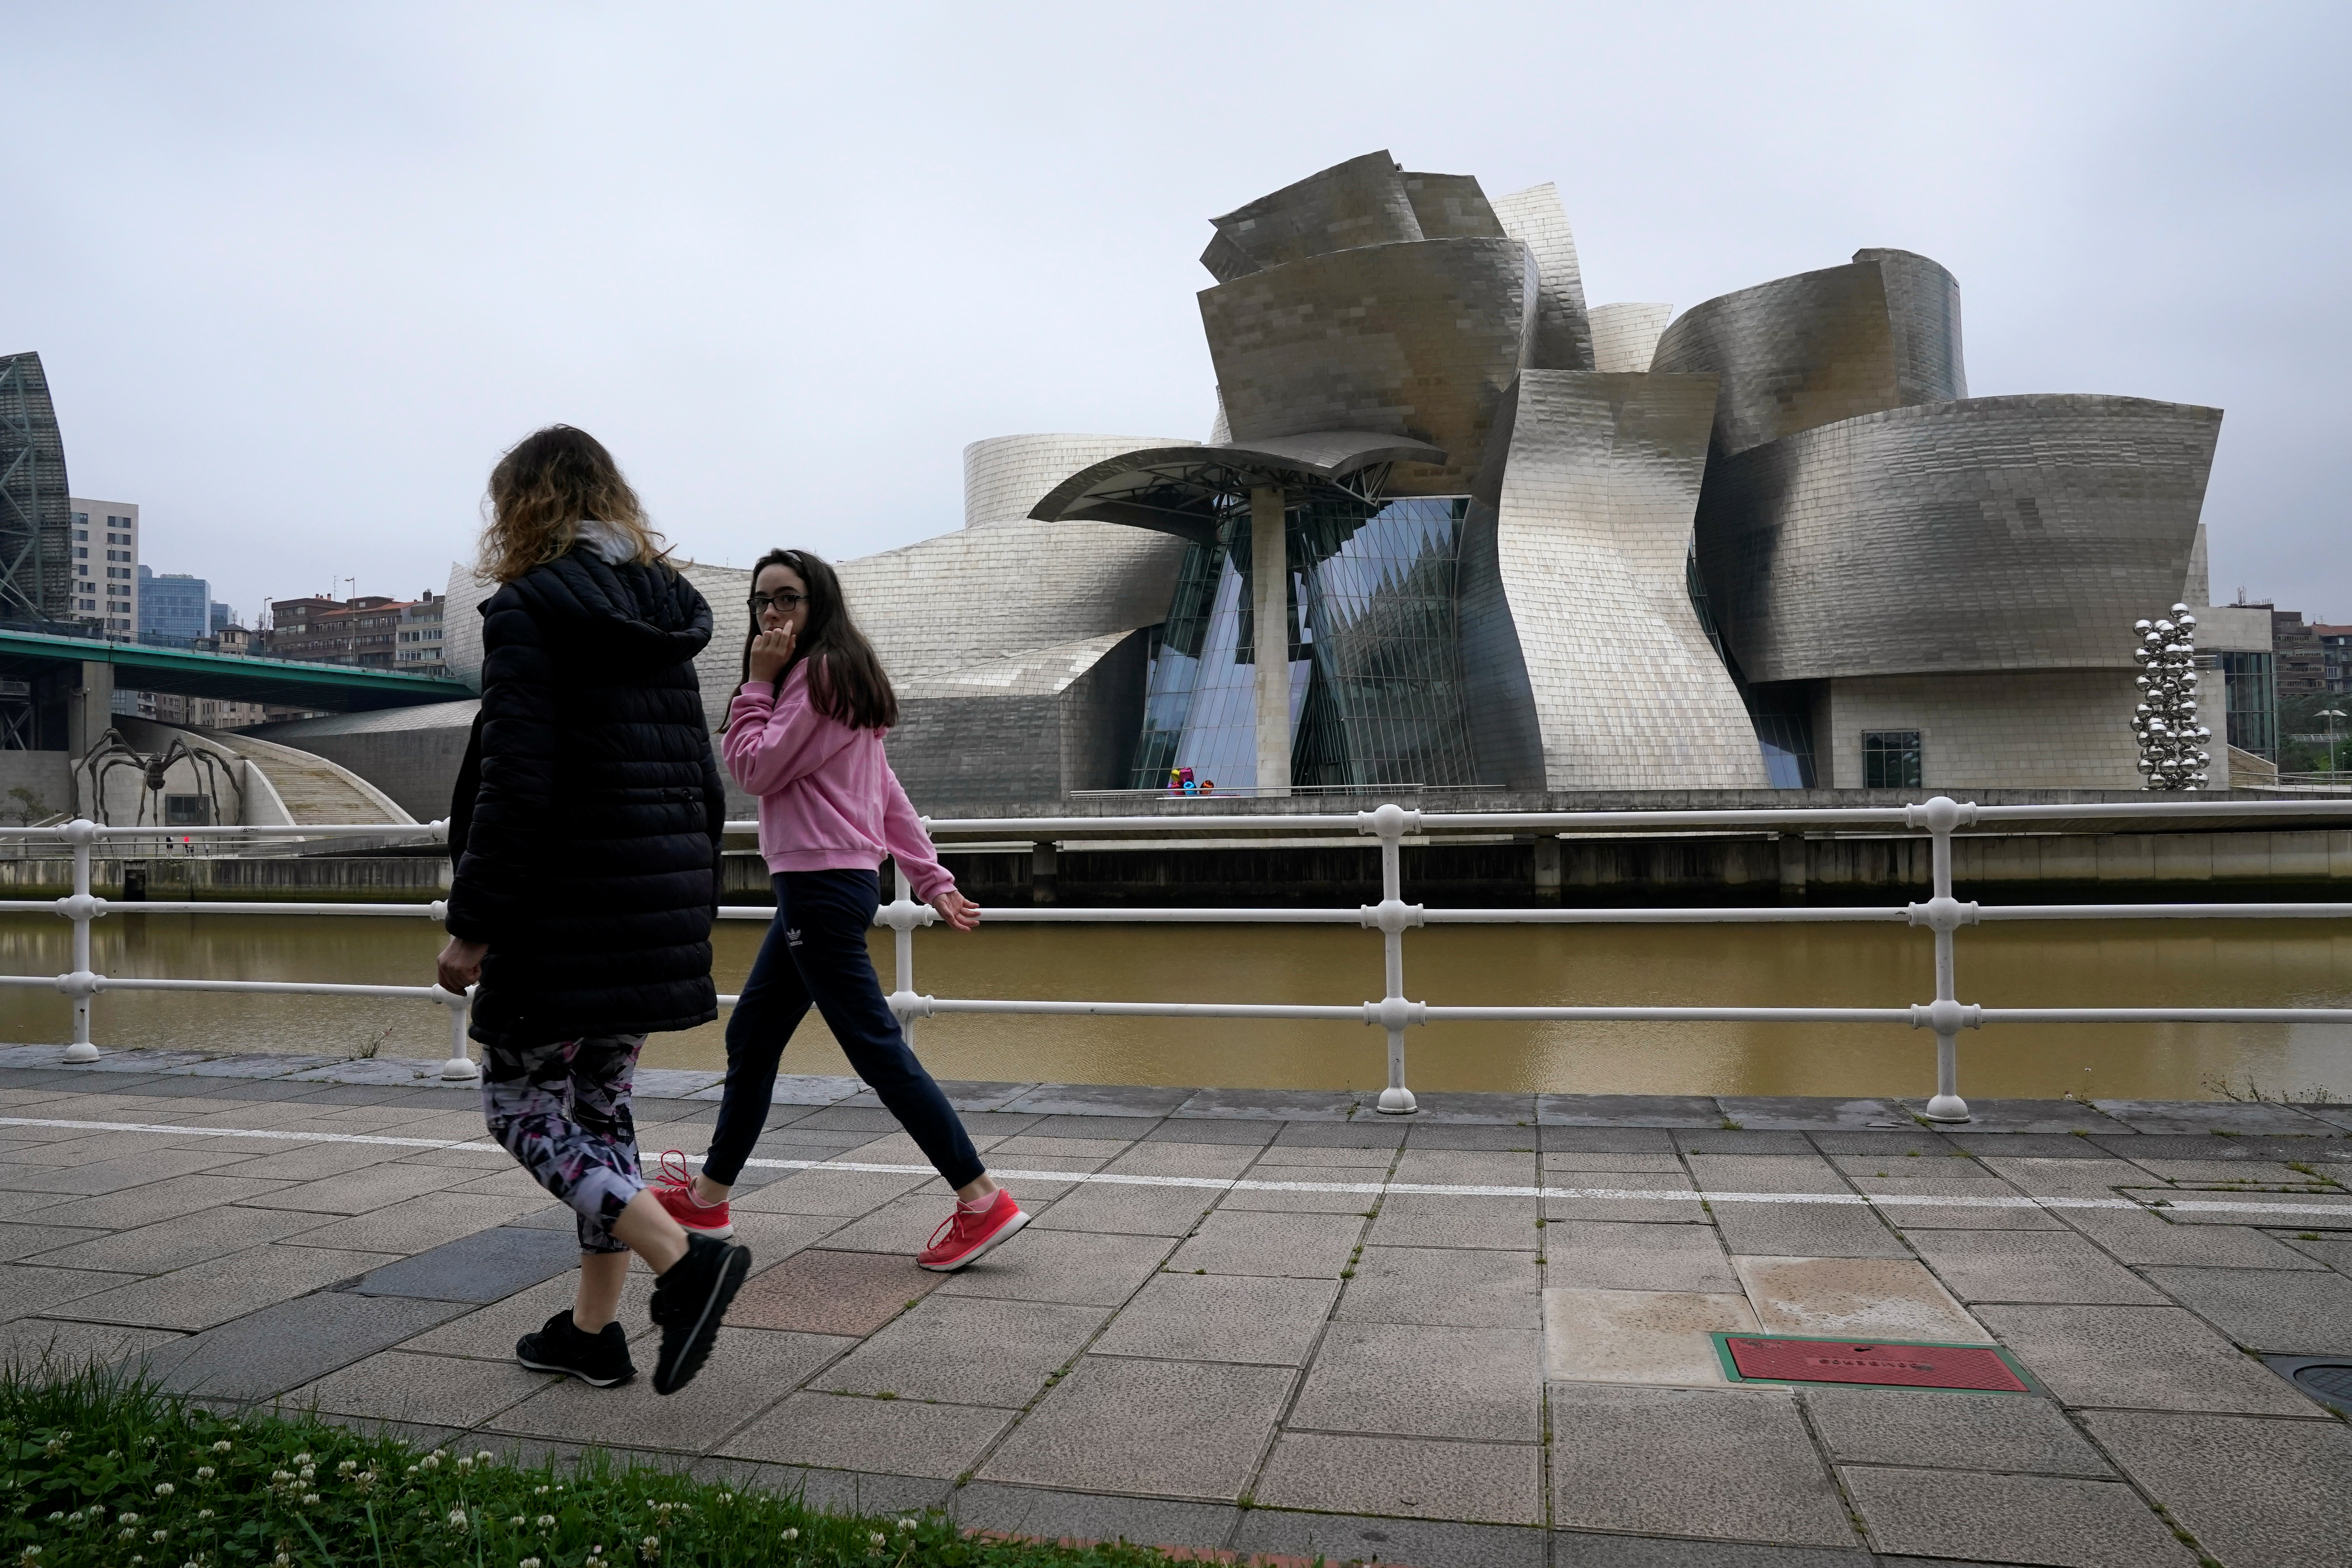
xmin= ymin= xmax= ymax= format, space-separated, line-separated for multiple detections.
xmin=397 ymin=151 xmax=2223 ymax=810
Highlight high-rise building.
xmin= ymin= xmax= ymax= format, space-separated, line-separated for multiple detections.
xmin=2317 ymin=624 xmax=2351 ymax=695
xmin=137 ymin=567 xmax=210 ymax=642
xmin=0 ymin=352 xmax=74 ymax=623
xmin=2272 ymin=608 xmax=2327 ymax=697
xmin=395 ymin=591 xmax=446 ymax=675
xmin=69 ymin=498 xmax=138 ymax=635
xmin=266 ymin=593 xmax=419 ymax=667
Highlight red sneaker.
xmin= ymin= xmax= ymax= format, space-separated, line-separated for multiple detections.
xmin=648 ymin=1150 xmax=734 ymax=1240
xmin=917 ymin=1188 xmax=1027 ymax=1271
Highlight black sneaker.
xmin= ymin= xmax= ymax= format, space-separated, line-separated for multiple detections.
xmin=648 ymin=1232 xmax=751 ymax=1396
xmin=515 ymin=1310 xmax=635 ymax=1388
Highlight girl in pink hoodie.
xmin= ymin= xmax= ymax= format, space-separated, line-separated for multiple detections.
xmin=650 ymin=548 xmax=1025 ymax=1270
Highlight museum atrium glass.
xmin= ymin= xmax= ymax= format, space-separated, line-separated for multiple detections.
xmin=1132 ymin=489 xmax=1479 ymax=791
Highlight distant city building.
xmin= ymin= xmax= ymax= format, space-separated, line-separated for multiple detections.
xmin=2317 ymin=623 xmax=2351 ymax=695
xmin=209 ymin=601 xmax=238 ymax=634
xmin=137 ymin=567 xmax=211 ymax=642
xmin=395 ymin=591 xmax=446 ymax=675
xmin=69 ymin=497 xmax=138 ymax=635
xmin=2271 ymin=608 xmax=2327 ymax=697
xmin=266 ymin=592 xmax=431 ymax=668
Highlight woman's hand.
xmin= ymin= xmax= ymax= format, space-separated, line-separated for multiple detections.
xmin=930 ymin=890 xmax=981 ymax=932
xmin=436 ymin=936 xmax=488 ymax=993
xmin=748 ymin=624 xmax=796 ymax=684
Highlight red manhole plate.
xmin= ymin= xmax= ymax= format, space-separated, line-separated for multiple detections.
xmin=1722 ymin=1336 xmax=2030 ymax=1392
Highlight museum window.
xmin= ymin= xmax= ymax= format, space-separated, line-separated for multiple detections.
xmin=164 ymin=794 xmax=210 ymax=827
xmin=1861 ymin=730 xmax=1923 ymax=789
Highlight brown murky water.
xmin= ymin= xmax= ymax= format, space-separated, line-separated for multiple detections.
xmin=0 ymin=913 xmax=2347 ymax=1102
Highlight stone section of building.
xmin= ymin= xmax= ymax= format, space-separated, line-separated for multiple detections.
xmin=1695 ymin=395 xmax=2221 ymax=686
xmin=889 ymin=630 xmax=1149 ymax=802
xmin=962 ymin=434 xmax=1194 ymax=529
xmin=1199 ymin=236 xmax=1536 ymax=497
xmin=1459 ymin=370 xmax=1767 ymax=790
xmin=1811 ymin=670 xmax=2148 ymax=790
xmin=244 ymin=699 xmax=482 ymax=822
xmin=1488 ymin=182 xmax=1594 ymax=373
xmin=1651 ymin=249 xmax=1966 ymax=460
xmin=1589 ymin=303 xmax=1674 ymax=373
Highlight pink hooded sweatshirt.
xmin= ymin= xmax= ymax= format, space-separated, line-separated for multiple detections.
xmin=723 ymin=664 xmax=955 ymax=902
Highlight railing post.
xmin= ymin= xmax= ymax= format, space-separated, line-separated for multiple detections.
xmin=58 ymin=818 xmax=103 ymax=1062
xmin=1358 ymin=802 xmax=1424 ymax=1114
xmin=437 ymin=984 xmax=479 ymax=1081
xmin=1904 ymin=796 xmax=1981 ymax=1123
xmin=879 ymin=860 xmax=935 ymax=1041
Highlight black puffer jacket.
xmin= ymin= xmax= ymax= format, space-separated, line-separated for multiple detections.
xmin=445 ymin=549 xmax=726 ymax=1049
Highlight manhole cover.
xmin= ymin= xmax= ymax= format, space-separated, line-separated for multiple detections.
xmin=2261 ymin=1355 xmax=2352 ymax=1417
xmin=1715 ymin=1335 xmax=2031 ymax=1392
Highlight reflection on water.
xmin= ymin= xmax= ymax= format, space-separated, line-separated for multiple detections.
xmin=0 ymin=913 xmax=2347 ymax=1102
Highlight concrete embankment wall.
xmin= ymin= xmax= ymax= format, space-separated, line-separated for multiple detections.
xmin=0 ymin=829 xmax=2341 ymax=906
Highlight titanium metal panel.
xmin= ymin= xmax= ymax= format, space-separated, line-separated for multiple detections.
xmin=1203 ymin=150 xmax=1423 ymax=277
xmin=1651 ymin=249 xmax=1966 ymax=459
xmin=1693 ymin=394 xmax=2222 ymax=684
xmin=0 ymin=351 xmax=73 ymax=621
xmin=1457 ymin=371 xmax=1768 ymax=790
xmin=1589 ymin=303 xmax=1674 ymax=374
xmin=963 ymin=434 xmax=1196 ymax=528
xmin=1399 ymin=172 xmax=1506 ymax=240
xmin=1489 ymin=183 xmax=1594 ymax=373
xmin=1199 ymin=237 xmax=1537 ymax=497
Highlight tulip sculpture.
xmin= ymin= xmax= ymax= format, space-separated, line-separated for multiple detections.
xmin=2131 ymin=603 xmax=2210 ymax=791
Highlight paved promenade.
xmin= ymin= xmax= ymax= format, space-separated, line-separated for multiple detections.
xmin=3 ymin=1044 xmax=2349 ymax=1568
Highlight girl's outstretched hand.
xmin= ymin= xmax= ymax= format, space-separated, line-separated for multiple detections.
xmin=749 ymin=624 xmax=796 ymax=684
xmin=930 ymin=890 xmax=981 ymax=932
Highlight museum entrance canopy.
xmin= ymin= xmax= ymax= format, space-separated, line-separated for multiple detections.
xmin=1027 ymin=429 xmax=1448 ymax=541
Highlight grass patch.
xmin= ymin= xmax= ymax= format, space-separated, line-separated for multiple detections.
xmin=2 ymin=1363 xmax=1181 ymax=1567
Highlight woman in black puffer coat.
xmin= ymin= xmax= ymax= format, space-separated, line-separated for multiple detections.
xmin=435 ymin=424 xmax=749 ymax=1397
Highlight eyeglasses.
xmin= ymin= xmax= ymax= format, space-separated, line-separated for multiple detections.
xmin=748 ymin=592 xmax=807 ymax=616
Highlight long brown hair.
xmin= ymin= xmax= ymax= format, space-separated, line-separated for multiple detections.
xmin=479 ymin=425 xmax=666 ymax=584
xmin=743 ymin=548 xmax=898 ymax=730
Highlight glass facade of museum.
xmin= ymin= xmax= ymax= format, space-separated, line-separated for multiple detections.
xmin=1132 ymin=494 xmax=1479 ymax=790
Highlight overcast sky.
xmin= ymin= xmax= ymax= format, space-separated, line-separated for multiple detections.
xmin=8 ymin=2 xmax=2347 ymax=626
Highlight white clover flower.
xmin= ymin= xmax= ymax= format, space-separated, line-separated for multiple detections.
xmin=520 ymin=1559 xmax=542 ymax=1568
xmin=449 ymin=1507 xmax=472 ymax=1528
xmin=303 ymin=1494 xmax=321 ymax=1507
xmin=197 ymin=1511 xmax=214 ymax=1522
xmin=475 ymin=1450 xmax=495 ymax=1465
xmin=120 ymin=1514 xmax=141 ymax=1526
xmin=338 ymin=1460 xmax=358 ymax=1476
xmin=897 ymin=1517 xmax=916 ymax=1530
xmin=869 ymin=1532 xmax=887 ymax=1549
xmin=537 ymin=1515 xmax=556 ymax=1529
xmin=151 ymin=1530 xmax=169 ymax=1544
xmin=293 ymin=1453 xmax=312 ymax=1465
xmin=196 ymin=1466 xmax=216 ymax=1481
xmin=456 ymin=1457 xmax=475 ymax=1474
xmin=155 ymin=1483 xmax=176 ymax=1497
xmin=213 ymin=1441 xmax=231 ymax=1453
xmin=779 ymin=1528 xmax=799 ymax=1543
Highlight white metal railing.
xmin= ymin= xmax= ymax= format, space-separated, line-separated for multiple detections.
xmin=0 ymin=798 xmax=2348 ymax=1120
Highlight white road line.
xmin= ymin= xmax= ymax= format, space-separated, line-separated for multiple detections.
xmin=8 ymin=1114 xmax=2349 ymax=1217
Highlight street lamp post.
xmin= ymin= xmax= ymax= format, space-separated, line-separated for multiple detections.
xmin=2321 ymin=708 xmax=2347 ymax=778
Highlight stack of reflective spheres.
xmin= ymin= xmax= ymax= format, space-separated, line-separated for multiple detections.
xmin=2131 ymin=608 xmax=2212 ymax=790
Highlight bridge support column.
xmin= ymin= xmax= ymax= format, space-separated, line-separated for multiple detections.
xmin=67 ymin=661 xmax=114 ymax=762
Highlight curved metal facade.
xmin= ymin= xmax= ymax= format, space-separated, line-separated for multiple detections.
xmin=1490 ymin=183 xmax=1594 ymax=372
xmin=1589 ymin=303 xmax=1673 ymax=374
xmin=1459 ymin=371 xmax=1769 ymax=790
xmin=1693 ymin=394 xmax=2222 ymax=684
xmin=1199 ymin=236 xmax=1536 ymax=497
xmin=962 ymin=434 xmax=1194 ymax=528
xmin=1651 ymin=249 xmax=1965 ymax=459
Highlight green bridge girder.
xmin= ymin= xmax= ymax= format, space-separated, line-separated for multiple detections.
xmin=0 ymin=625 xmax=474 ymax=711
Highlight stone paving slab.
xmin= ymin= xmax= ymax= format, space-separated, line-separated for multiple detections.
xmin=10 ymin=1053 xmax=2352 ymax=1562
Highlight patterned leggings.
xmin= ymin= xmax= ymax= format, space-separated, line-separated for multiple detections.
xmin=480 ymin=1034 xmax=649 ymax=1255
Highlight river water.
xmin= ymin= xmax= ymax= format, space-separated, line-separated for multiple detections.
xmin=1 ymin=913 xmax=2347 ymax=1102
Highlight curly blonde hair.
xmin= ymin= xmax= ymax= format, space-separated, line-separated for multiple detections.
xmin=479 ymin=425 xmax=666 ymax=584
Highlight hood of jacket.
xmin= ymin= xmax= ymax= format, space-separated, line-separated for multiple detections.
xmin=491 ymin=549 xmax=714 ymax=670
